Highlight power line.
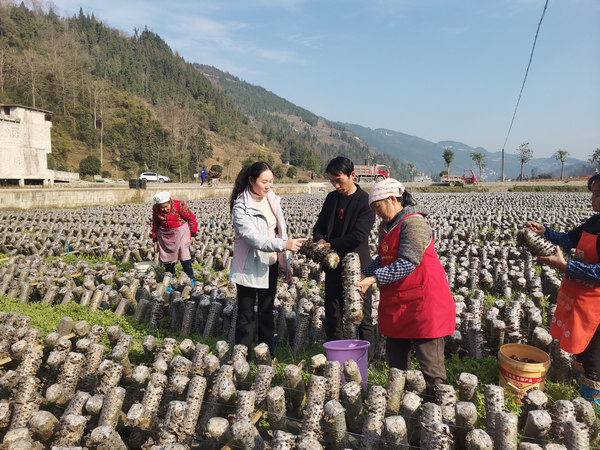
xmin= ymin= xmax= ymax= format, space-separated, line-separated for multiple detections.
xmin=501 ymin=0 xmax=549 ymax=181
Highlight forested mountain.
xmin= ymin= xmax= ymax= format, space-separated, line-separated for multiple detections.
xmin=0 ymin=2 xmax=393 ymax=182
xmin=0 ymin=3 xmax=245 ymax=181
xmin=195 ymin=65 xmax=401 ymax=176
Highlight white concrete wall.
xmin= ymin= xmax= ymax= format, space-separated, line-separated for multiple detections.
xmin=51 ymin=170 xmax=80 ymax=182
xmin=0 ymin=105 xmax=52 ymax=180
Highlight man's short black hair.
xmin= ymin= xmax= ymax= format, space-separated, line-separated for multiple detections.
xmin=326 ymin=156 xmax=354 ymax=176
xmin=588 ymin=173 xmax=600 ymax=191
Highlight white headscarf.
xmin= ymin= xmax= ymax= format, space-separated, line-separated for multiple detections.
xmin=153 ymin=191 xmax=171 ymax=204
xmin=368 ymin=178 xmax=405 ymax=206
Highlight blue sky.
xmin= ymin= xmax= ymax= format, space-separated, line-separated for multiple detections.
xmin=52 ymin=0 xmax=599 ymax=160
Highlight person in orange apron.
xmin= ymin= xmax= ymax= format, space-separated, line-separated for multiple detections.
xmin=527 ymin=173 xmax=600 ymax=409
xmin=356 ymin=178 xmax=456 ymax=399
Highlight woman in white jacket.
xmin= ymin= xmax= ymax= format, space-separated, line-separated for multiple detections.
xmin=229 ymin=162 xmax=305 ymax=355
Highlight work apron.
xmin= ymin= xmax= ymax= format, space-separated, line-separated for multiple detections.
xmin=378 ymin=213 xmax=455 ymax=339
xmin=157 ymin=222 xmax=191 ymax=265
xmin=550 ymin=231 xmax=600 ymax=355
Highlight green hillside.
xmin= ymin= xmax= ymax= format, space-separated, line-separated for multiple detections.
xmin=0 ymin=3 xmax=399 ymax=181
xmin=0 ymin=4 xmax=243 ymax=180
xmin=196 ymin=65 xmax=401 ymax=175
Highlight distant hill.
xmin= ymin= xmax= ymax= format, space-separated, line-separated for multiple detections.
xmin=195 ymin=65 xmax=401 ymax=175
xmin=343 ymin=124 xmax=593 ymax=180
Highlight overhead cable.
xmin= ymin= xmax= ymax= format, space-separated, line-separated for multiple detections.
xmin=502 ymin=0 xmax=549 ymax=152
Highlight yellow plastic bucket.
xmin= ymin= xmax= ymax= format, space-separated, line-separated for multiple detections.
xmin=498 ymin=343 xmax=550 ymax=399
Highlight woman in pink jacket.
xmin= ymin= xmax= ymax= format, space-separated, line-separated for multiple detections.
xmin=356 ymin=178 xmax=455 ymax=399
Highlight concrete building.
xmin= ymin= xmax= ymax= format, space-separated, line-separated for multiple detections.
xmin=0 ymin=104 xmax=79 ymax=186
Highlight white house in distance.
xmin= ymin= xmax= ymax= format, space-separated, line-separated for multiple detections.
xmin=0 ymin=104 xmax=79 ymax=186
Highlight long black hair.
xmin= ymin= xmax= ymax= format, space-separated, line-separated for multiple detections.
xmin=400 ymin=190 xmax=417 ymax=208
xmin=390 ymin=189 xmax=417 ymax=208
xmin=229 ymin=161 xmax=273 ymax=210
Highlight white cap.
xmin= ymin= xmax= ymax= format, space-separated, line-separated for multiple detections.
xmin=153 ymin=191 xmax=171 ymax=204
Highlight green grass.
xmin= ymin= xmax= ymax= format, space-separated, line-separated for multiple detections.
xmin=40 ymin=254 xmax=232 ymax=286
xmin=544 ymin=377 xmax=580 ymax=403
xmin=46 ymin=253 xmax=134 ymax=274
xmin=192 ymin=262 xmax=228 ymax=283
xmin=483 ymin=292 xmax=498 ymax=310
xmin=446 ymin=353 xmax=499 ymax=386
xmin=0 ymin=295 xmax=216 ymax=365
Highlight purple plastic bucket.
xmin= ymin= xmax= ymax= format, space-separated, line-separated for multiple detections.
xmin=323 ymin=339 xmax=370 ymax=391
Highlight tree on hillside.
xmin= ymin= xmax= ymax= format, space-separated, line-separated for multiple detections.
xmin=79 ymin=155 xmax=101 ymax=179
xmin=160 ymin=104 xmax=184 ymax=182
xmin=589 ymin=148 xmax=600 ymax=172
xmin=554 ymin=149 xmax=569 ymax=180
xmin=48 ymin=124 xmax=74 ymax=171
xmin=22 ymin=49 xmax=43 ymax=109
xmin=93 ymin=80 xmax=109 ymax=167
xmin=0 ymin=48 xmax=6 ymax=94
xmin=223 ymin=159 xmax=232 ymax=181
xmin=407 ymin=163 xmax=415 ymax=182
xmin=470 ymin=152 xmax=487 ymax=182
xmin=241 ymin=156 xmax=254 ymax=168
xmin=273 ymin=165 xmax=285 ymax=180
xmin=287 ymin=166 xmax=297 ymax=179
xmin=531 ymin=167 xmax=538 ymax=179
xmin=176 ymin=105 xmax=200 ymax=183
xmin=305 ymin=153 xmax=320 ymax=173
xmin=210 ymin=165 xmax=223 ymax=175
xmin=156 ymin=102 xmax=212 ymax=182
xmin=442 ymin=148 xmax=454 ymax=175
xmin=516 ymin=142 xmax=533 ymax=181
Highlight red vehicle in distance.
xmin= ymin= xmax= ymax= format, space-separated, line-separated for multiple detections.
xmin=441 ymin=169 xmax=478 ymax=187
xmin=354 ymin=163 xmax=390 ymax=183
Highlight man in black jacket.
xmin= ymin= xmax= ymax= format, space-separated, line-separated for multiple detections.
xmin=313 ymin=157 xmax=376 ymax=353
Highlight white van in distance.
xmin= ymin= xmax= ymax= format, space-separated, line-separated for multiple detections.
xmin=139 ymin=172 xmax=170 ymax=183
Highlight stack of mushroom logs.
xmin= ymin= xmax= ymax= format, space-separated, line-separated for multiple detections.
xmin=0 ymin=312 xmax=597 ymax=448
xmin=0 ymin=192 xmax=598 ymax=447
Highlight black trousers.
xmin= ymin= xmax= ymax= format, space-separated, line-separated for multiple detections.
xmin=324 ymin=266 xmax=374 ymax=358
xmin=575 ymin=323 xmax=600 ymax=381
xmin=386 ymin=336 xmax=448 ymax=400
xmin=164 ymin=259 xmax=194 ymax=280
xmin=235 ymin=263 xmax=278 ymax=356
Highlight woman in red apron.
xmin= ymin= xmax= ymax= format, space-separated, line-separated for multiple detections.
xmin=527 ymin=173 xmax=600 ymax=408
xmin=152 ymin=191 xmax=198 ymax=285
xmin=356 ymin=178 xmax=455 ymax=399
